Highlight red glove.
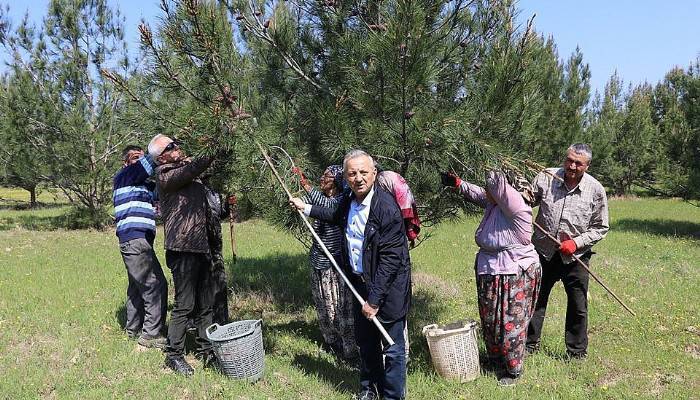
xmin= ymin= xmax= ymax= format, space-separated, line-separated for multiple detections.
xmin=291 ymin=166 xmax=309 ymax=187
xmin=440 ymin=172 xmax=462 ymax=188
xmin=227 ymin=195 xmax=237 ymax=205
xmin=559 ymin=239 xmax=577 ymax=256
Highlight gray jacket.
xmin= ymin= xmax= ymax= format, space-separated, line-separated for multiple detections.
xmin=156 ymin=157 xmax=214 ymax=253
xmin=532 ymin=168 xmax=609 ymax=263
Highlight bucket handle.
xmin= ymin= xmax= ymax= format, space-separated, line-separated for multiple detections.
xmin=205 ymin=323 xmax=221 ymax=340
xmin=421 ymin=323 xmax=439 ymax=336
xmin=206 ymin=320 xmax=262 ymax=342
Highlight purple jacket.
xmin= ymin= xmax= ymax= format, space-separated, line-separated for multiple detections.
xmin=459 ymin=171 xmax=539 ymax=275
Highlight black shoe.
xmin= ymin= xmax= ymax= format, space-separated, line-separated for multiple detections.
xmin=498 ymin=373 xmax=520 ymax=387
xmin=354 ymin=389 xmax=378 ymax=400
xmin=164 ymin=355 xmax=194 ymax=376
xmin=126 ymin=330 xmax=139 ymax=340
xmin=525 ymin=343 xmax=539 ymax=355
xmin=138 ymin=335 xmax=167 ymax=349
xmin=567 ymin=351 xmax=587 ymax=360
xmin=195 ymin=351 xmax=220 ymax=370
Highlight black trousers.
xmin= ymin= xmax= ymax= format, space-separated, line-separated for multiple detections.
xmin=526 ymin=252 xmax=591 ymax=355
xmin=165 ymin=250 xmax=214 ymax=357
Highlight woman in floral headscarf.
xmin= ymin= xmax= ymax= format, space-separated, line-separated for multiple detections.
xmin=295 ymin=164 xmax=357 ymax=360
xmin=440 ymin=169 xmax=541 ymax=386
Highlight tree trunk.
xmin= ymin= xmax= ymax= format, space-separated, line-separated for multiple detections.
xmin=29 ymin=185 xmax=37 ymax=208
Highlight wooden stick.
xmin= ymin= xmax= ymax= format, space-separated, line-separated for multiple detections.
xmin=532 ymin=221 xmax=636 ymax=317
xmin=228 ymin=194 xmax=238 ymax=264
xmin=256 ymin=142 xmax=396 ymax=346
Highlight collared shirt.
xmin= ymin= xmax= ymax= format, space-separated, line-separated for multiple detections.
xmin=346 ymin=187 xmax=374 ymax=274
xmin=531 ymin=168 xmax=609 ymax=263
xmin=303 ymin=186 xmax=375 ymax=274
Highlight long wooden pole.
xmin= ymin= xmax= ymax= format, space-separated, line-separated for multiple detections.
xmin=256 ymin=142 xmax=395 ymax=346
xmin=532 ymin=221 xmax=636 ymax=317
xmin=228 ymin=195 xmax=238 ymax=264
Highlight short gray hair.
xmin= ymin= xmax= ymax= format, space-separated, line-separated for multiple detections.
xmin=343 ymin=149 xmax=374 ymax=170
xmin=567 ymin=143 xmax=592 ymax=163
xmin=147 ymin=134 xmax=168 ymax=157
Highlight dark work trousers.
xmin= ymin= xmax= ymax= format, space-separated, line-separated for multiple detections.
xmin=526 ymin=251 xmax=592 ymax=355
xmin=353 ymin=278 xmax=407 ymax=400
xmin=119 ymin=238 xmax=168 ymax=338
xmin=165 ymin=250 xmax=215 ymax=357
xmin=209 ymin=250 xmax=229 ymax=325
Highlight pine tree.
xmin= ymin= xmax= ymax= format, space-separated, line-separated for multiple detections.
xmin=0 ymin=0 xmax=137 ymax=226
xmin=231 ymin=0 xmax=557 ymax=227
xmin=0 ymin=71 xmax=48 ymax=207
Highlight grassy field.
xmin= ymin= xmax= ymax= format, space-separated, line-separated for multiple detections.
xmin=0 ymin=192 xmax=698 ymax=399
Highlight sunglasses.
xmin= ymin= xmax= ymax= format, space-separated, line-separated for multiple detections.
xmin=160 ymin=140 xmax=180 ymax=156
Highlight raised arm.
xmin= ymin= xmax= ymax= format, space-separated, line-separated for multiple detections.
xmin=484 ymin=171 xmax=527 ymax=219
xmin=158 ymin=157 xmax=214 ymax=193
xmin=305 ymin=187 xmax=340 ymax=209
xmin=457 ymin=180 xmax=489 ymax=209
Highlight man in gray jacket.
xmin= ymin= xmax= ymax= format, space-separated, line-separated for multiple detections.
xmin=149 ymin=134 xmax=217 ymax=376
xmin=526 ymin=143 xmax=609 ymax=360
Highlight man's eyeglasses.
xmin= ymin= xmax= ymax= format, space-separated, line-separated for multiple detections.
xmin=160 ymin=140 xmax=180 ymax=156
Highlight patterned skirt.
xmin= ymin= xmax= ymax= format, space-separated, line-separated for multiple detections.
xmin=310 ymin=266 xmax=358 ymax=359
xmin=475 ymin=262 xmax=541 ymax=376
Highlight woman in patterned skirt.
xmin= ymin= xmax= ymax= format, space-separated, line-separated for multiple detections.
xmin=441 ymin=169 xmax=541 ymax=386
xmin=296 ymin=164 xmax=358 ymax=360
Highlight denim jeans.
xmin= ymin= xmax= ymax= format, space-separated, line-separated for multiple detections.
xmin=355 ymin=308 xmax=407 ymax=400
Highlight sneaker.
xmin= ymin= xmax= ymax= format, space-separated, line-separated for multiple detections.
xmin=354 ymin=389 xmax=378 ymax=400
xmin=138 ymin=335 xmax=167 ymax=349
xmin=498 ymin=373 xmax=520 ymax=387
xmin=164 ymin=355 xmax=194 ymax=376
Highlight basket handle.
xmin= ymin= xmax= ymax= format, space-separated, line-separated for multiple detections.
xmin=205 ymin=323 xmax=221 ymax=340
xmin=421 ymin=324 xmax=439 ymax=336
xmin=227 ymin=319 xmax=263 ymax=341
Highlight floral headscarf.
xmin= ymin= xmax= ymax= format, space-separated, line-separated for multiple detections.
xmin=502 ymin=168 xmax=535 ymax=206
xmin=325 ymin=164 xmax=347 ymax=193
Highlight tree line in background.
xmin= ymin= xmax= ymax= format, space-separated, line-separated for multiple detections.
xmin=0 ymin=0 xmax=698 ymax=228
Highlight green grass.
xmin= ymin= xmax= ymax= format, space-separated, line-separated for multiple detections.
xmin=0 ymin=193 xmax=698 ymax=399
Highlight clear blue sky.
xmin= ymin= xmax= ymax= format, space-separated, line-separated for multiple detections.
xmin=4 ymin=0 xmax=700 ymax=95
xmin=517 ymin=0 xmax=700 ymax=95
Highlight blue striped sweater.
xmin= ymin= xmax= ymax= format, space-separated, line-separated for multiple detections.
xmin=113 ymin=155 xmax=157 ymax=243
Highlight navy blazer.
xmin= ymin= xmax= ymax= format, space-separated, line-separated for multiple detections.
xmin=309 ymin=186 xmax=412 ymax=323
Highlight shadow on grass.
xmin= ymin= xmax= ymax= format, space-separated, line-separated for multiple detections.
xmin=406 ymin=288 xmax=454 ymax=373
xmin=116 ymin=304 xmax=127 ymax=330
xmin=0 ymin=213 xmax=70 ymax=230
xmin=292 ymin=353 xmax=358 ymax=393
xmin=612 ymin=218 xmax=700 ymax=240
xmin=0 ymin=202 xmax=69 ymax=211
xmin=228 ymin=253 xmax=311 ymax=316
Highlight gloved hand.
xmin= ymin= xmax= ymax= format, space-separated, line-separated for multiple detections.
xmin=291 ymin=166 xmax=309 ymax=187
xmin=560 ymin=239 xmax=577 ymax=256
xmin=440 ymin=172 xmax=462 ymax=188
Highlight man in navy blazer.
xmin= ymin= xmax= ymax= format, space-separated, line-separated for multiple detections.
xmin=291 ymin=149 xmax=411 ymax=400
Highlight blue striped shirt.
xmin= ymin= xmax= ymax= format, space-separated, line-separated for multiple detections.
xmin=113 ymin=155 xmax=157 ymax=243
